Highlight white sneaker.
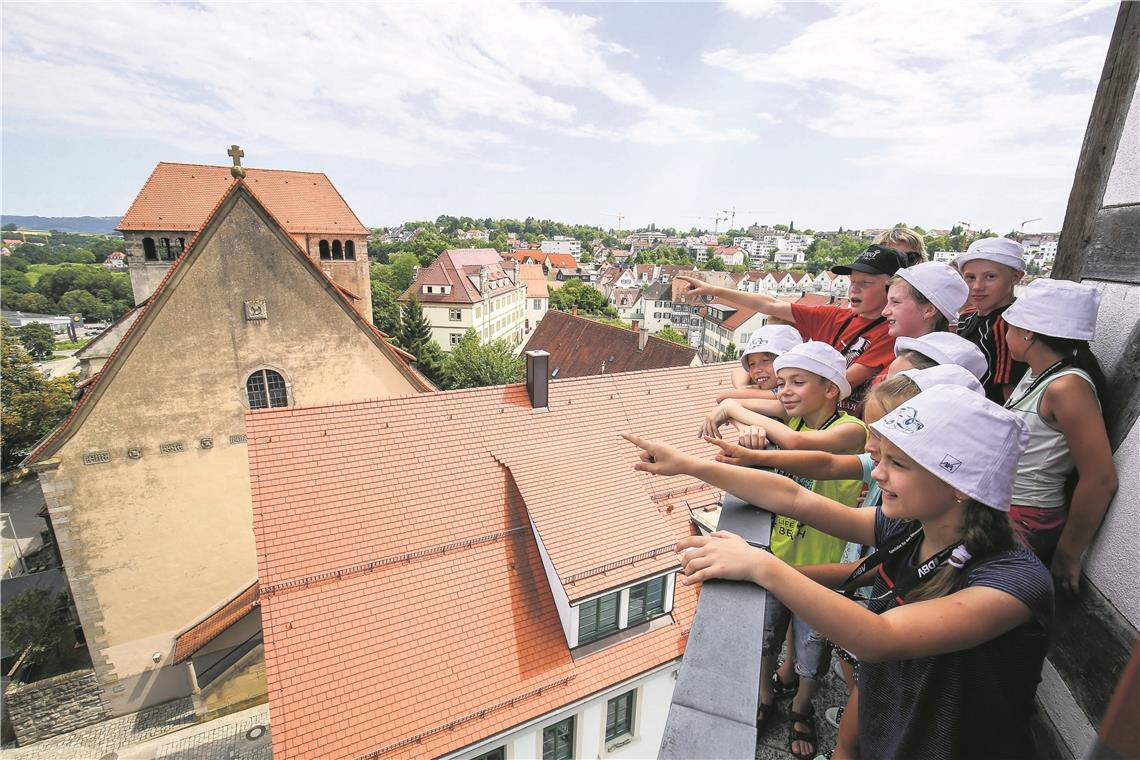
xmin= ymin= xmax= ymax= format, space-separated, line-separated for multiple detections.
xmin=824 ymin=706 xmax=844 ymax=729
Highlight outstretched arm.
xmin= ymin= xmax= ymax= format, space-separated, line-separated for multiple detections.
xmin=677 ymin=531 xmax=1034 ymax=662
xmin=736 ymin=413 xmax=866 ymax=454
xmin=705 ymin=436 xmax=864 ymax=480
xmin=624 ymin=433 xmax=875 ymax=546
xmin=675 ymin=275 xmax=796 ymax=323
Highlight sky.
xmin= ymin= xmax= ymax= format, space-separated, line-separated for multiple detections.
xmin=0 ymin=1 xmax=1121 ymax=234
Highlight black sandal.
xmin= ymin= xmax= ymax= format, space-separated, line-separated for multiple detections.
xmin=770 ymin=670 xmax=799 ymax=700
xmin=755 ymin=699 xmax=777 ymax=737
xmin=788 ymin=705 xmax=818 ymax=760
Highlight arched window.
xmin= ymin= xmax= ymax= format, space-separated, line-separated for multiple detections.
xmin=160 ymin=238 xmax=176 ymax=261
xmin=246 ymin=369 xmax=289 ymax=410
xmin=344 ymin=240 xmax=355 ymax=260
xmin=177 ymin=237 xmax=186 ymax=253
xmin=332 ymin=240 xmax=343 ymax=260
xmin=143 ymin=237 xmax=157 ymax=261
xmin=319 ymin=240 xmax=331 ymax=260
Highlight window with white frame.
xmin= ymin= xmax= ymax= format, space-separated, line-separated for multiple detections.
xmin=577 ymin=592 xmax=619 ymax=645
xmin=450 ymin=333 xmax=463 ymax=346
xmin=606 ymin=690 xmax=635 ymax=741
xmin=543 ymin=717 xmax=574 ymax=760
xmin=449 ymin=308 xmax=462 ymax=321
xmin=627 ymin=576 xmax=666 ymax=626
xmin=472 ymin=748 xmax=505 ymax=760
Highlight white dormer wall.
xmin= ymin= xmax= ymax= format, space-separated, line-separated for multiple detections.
xmin=422 ymin=284 xmax=452 ymax=295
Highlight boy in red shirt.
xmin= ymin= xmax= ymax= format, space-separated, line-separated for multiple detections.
xmin=677 ymin=245 xmax=908 ymax=414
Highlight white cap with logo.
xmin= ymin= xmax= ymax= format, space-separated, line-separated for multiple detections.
xmin=895 ymin=261 xmax=969 ymax=324
xmin=740 ymin=325 xmax=804 ymax=370
xmin=900 ymin=365 xmax=984 ymax=396
xmin=774 ymin=340 xmax=852 ymax=400
xmin=871 ymin=385 xmax=1029 ymax=511
xmin=1003 ymin=279 xmax=1101 ymax=341
xmin=894 ymin=332 xmax=988 ymax=381
xmin=953 ymin=237 xmax=1026 ymax=273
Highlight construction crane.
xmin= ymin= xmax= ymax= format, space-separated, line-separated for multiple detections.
xmin=603 ymin=212 xmax=625 ymax=234
xmin=1020 ymin=217 xmax=1041 ymax=233
xmin=688 ymin=213 xmax=729 ymax=234
xmin=721 ymin=206 xmax=762 ymax=231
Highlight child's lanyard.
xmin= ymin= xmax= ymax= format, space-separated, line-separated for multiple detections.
xmin=793 ymin=411 xmax=842 ymax=433
xmin=1004 ymin=359 xmax=1069 ymax=410
xmin=837 ymin=525 xmax=963 ymax=603
xmin=831 ymin=315 xmax=887 ymax=354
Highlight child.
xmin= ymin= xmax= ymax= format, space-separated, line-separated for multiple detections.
xmin=708 ymin=341 xmax=866 ymax=759
xmin=873 ymin=227 xmax=926 ymax=264
xmin=625 ymin=384 xmax=1051 ymax=760
xmin=887 ymin=331 xmax=988 ymax=381
xmin=881 ymin=261 xmax=969 ymax=338
xmin=954 ymin=237 xmax=1029 ymax=403
xmin=718 ymin=325 xmax=803 ymax=402
xmin=704 ymin=366 xmax=981 ymax=760
xmin=1002 ymin=279 xmax=1118 ymax=591
xmin=678 ymin=245 xmax=909 ymax=415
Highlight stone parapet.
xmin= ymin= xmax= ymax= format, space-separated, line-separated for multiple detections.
xmin=5 ymin=668 xmax=111 ymax=744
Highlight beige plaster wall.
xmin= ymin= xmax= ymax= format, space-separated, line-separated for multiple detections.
xmin=48 ymin=195 xmax=421 ymax=704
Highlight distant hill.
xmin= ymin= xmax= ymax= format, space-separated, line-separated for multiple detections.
xmin=1 ymin=216 xmax=122 ymax=235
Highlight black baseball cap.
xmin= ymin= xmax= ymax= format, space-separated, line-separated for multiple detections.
xmin=831 ymin=244 xmax=908 ymax=276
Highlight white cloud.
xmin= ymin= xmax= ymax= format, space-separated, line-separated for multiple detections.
xmin=723 ymin=0 xmax=782 ymax=19
xmin=702 ymin=1 xmax=1114 ymax=178
xmin=1 ymin=1 xmax=753 ymax=170
xmin=755 ymin=112 xmax=782 ymax=124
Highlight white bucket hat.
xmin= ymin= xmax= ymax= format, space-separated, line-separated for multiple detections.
xmin=900 ymin=365 xmax=984 ymax=396
xmin=953 ymin=237 xmax=1026 ymax=273
xmin=894 ymin=332 xmax=988 ymax=381
xmin=1002 ymin=279 xmax=1101 ymax=341
xmin=894 ymin=261 xmax=969 ymax=324
xmin=740 ymin=325 xmax=804 ymax=369
xmin=774 ymin=340 xmax=852 ymax=400
xmin=871 ymin=385 xmax=1029 ymax=511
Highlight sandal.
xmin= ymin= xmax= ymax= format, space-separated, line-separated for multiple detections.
xmin=788 ymin=705 xmax=818 ymax=760
xmin=755 ymin=699 xmax=777 ymax=737
xmin=770 ymin=670 xmax=799 ymax=700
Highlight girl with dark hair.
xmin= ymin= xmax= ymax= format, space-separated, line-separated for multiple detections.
xmin=1002 ymin=279 xmax=1118 ymax=592
xmin=624 ymin=384 xmax=1052 ymax=760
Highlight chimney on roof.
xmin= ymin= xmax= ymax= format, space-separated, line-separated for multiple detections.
xmin=631 ymin=319 xmax=640 ymax=333
xmin=478 ymin=265 xmax=488 ymax=295
xmin=572 ymin=306 xmax=578 ymax=317
xmin=638 ymin=327 xmax=649 ymax=351
xmin=525 ymin=350 xmax=550 ymax=410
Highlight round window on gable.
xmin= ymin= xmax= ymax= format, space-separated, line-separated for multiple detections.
xmin=246 ymin=369 xmax=290 ymax=410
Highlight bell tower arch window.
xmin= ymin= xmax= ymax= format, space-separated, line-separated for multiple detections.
xmin=319 ymin=240 xmax=331 ymax=260
xmin=345 ymin=240 xmax=356 ymax=260
xmin=143 ymin=237 xmax=157 ymax=261
xmin=160 ymin=238 xmax=177 ymax=261
xmin=332 ymin=240 xmax=344 ymax=260
xmin=245 ymin=369 xmax=290 ymax=410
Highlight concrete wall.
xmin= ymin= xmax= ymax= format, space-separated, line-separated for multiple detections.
xmin=4 ymin=668 xmax=111 ymax=744
xmin=41 ymin=194 xmax=422 ymax=714
xmin=449 ymin=663 xmax=677 ymax=760
xmin=1084 ymin=80 xmax=1140 ymax=629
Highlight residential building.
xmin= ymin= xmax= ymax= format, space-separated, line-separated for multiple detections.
xmin=713 ymin=246 xmax=745 ymax=267
xmin=24 ymin=179 xmax=430 ymax=718
xmin=247 ymin=360 xmax=725 ymax=759
xmin=639 ymin=281 xmax=675 ymax=333
xmin=517 ymin=263 xmax=549 ymax=336
xmin=103 ymin=251 xmax=127 ymax=270
xmin=521 ymin=309 xmax=699 ymax=378
xmin=117 ymin=162 xmax=372 ymax=320
xmin=540 ymin=236 xmax=582 ymax=257
xmin=732 ymin=237 xmax=760 ymax=258
xmin=401 ymin=248 xmax=527 ymax=350
xmin=697 ymin=302 xmax=767 ymax=363
xmin=609 ymin=287 xmax=642 ymax=321
xmin=457 ymin=228 xmax=490 ymax=241
xmin=931 ymin=250 xmax=957 ymax=264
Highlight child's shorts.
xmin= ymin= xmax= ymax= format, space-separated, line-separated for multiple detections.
xmin=762 ymin=595 xmax=831 ymax=680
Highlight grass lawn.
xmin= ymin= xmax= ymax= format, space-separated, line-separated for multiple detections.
xmin=53 ymin=338 xmax=91 ymax=351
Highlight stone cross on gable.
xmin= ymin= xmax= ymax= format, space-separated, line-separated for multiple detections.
xmin=228 ymin=145 xmax=246 ymax=178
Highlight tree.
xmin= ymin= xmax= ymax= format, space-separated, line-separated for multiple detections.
xmin=442 ymin=329 xmax=524 ymax=389
xmin=579 ymin=251 xmax=593 ymax=263
xmin=411 ymin=339 xmax=447 ymax=388
xmin=1 ymin=323 xmax=76 ymax=468
xmin=16 ymin=323 xmax=55 ymax=359
xmin=371 ymin=280 xmax=401 ymax=336
xmin=2 ymin=588 xmax=72 ymax=673
xmin=548 ymin=279 xmax=611 ymax=316
xmin=702 ymin=257 xmax=726 ymax=271
xmin=395 ymin=296 xmax=432 ymax=356
xmin=656 ymin=326 xmax=689 ymax=345
xmin=8 ymin=292 xmax=53 ymax=314
xmin=2 ymin=222 xmax=17 ymax=231
xmin=56 ymin=290 xmax=109 ymax=321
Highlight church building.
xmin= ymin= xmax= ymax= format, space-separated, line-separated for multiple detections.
xmin=25 ymin=154 xmax=431 ymax=719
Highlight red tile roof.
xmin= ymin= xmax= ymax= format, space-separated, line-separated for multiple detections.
xmin=517 ymin=263 xmax=549 ymax=298
xmin=521 ymin=310 xmax=698 ymax=379
xmin=400 ymin=248 xmax=518 ymax=304
xmin=544 ymin=253 xmax=578 ymax=270
xmin=248 ymin=364 xmax=729 ymax=759
xmin=117 ymin=162 xmax=368 ymax=235
xmin=173 ymin=582 xmax=258 ymax=663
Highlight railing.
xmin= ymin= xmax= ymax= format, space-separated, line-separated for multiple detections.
xmin=658 ymin=495 xmax=772 ymax=760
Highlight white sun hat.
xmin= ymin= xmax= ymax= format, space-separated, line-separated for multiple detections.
xmin=740 ymin=325 xmax=804 ymax=370
xmin=894 ymin=261 xmax=969 ymax=324
xmin=900 ymin=365 xmax=985 ymax=396
xmin=953 ymin=237 xmax=1026 ymax=273
xmin=871 ymin=385 xmax=1029 ymax=511
xmin=894 ymin=332 xmax=988 ymax=381
xmin=774 ymin=340 xmax=852 ymax=400
xmin=1002 ymin=279 xmax=1101 ymax=341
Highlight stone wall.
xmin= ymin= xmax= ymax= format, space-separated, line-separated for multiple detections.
xmin=5 ymin=668 xmax=111 ymax=744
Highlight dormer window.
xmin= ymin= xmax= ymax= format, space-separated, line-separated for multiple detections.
xmin=572 ymin=573 xmax=674 ymax=649
xmin=578 ymin=592 xmax=620 ymax=645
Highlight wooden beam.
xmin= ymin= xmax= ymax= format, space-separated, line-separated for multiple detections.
xmin=1053 ymin=2 xmax=1140 ymax=282
xmin=1102 ymin=318 xmax=1140 ymax=452
xmin=1083 ymin=205 xmax=1140 ymax=284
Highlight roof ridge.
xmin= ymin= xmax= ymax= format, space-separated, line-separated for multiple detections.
xmin=154 ymin=161 xmax=331 ymax=177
